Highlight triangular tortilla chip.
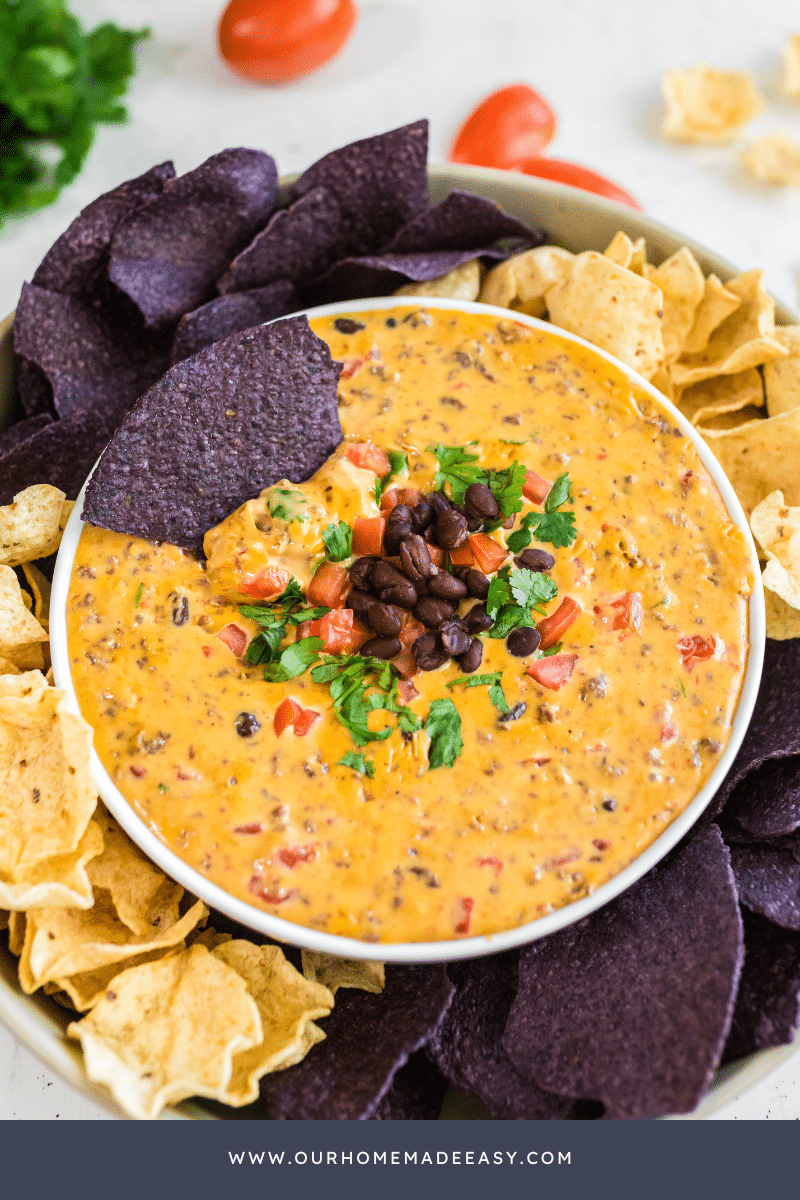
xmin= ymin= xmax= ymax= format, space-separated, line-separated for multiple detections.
xmin=395 ymin=258 xmax=482 ymax=300
xmin=662 ymin=64 xmax=764 ymax=143
xmin=764 ymin=326 xmax=800 ymax=417
xmin=479 ymin=245 xmax=574 ymax=318
xmin=682 ymin=275 xmax=742 ymax=355
xmin=0 ymin=566 xmax=48 ymax=660
xmin=741 ymin=134 xmax=800 ymax=186
xmin=0 ymin=486 xmax=71 ymax=568
xmin=0 ymin=819 xmax=102 ymax=911
xmin=21 ymin=562 xmax=51 ymax=627
xmin=679 ymin=368 xmax=764 ymax=427
xmin=646 ymin=248 xmax=705 ymax=362
xmin=750 ymin=490 xmax=800 ymax=613
xmin=764 ymin=587 xmax=800 ymax=639
xmin=88 ymin=811 xmax=174 ymax=936
xmin=702 ymin=408 xmax=800 ymax=512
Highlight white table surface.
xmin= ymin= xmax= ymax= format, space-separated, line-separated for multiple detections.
xmin=3 ymin=0 xmax=800 ymax=1121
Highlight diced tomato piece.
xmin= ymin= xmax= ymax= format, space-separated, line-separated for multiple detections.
xmin=468 ymin=533 xmax=509 ymax=574
xmin=427 ymin=542 xmax=445 ymax=568
xmin=277 ymin=844 xmax=318 ymax=868
xmin=234 ymin=822 xmax=264 ymax=835
xmin=660 ymin=719 xmax=679 ymax=744
xmin=216 ymin=622 xmax=249 ymax=657
xmin=593 ymin=592 xmax=642 ymax=634
xmin=392 ymin=647 xmax=418 ymax=680
xmin=293 ymin=707 xmax=320 ymax=736
xmin=678 ymin=634 xmax=717 ymax=669
xmin=380 ymin=487 xmax=421 ymax=513
xmin=307 ymin=560 xmax=349 ymax=608
xmin=477 ymin=856 xmax=504 ymax=878
xmin=339 ymin=358 xmax=364 ymax=379
xmin=346 ymin=442 xmax=391 ymax=475
xmin=240 ymin=564 xmax=290 ymax=600
xmin=398 ymin=678 xmax=419 ymax=703
xmin=352 ymin=516 xmax=385 ymax=556
xmin=274 ymin=697 xmax=301 ymax=736
xmin=299 ymin=608 xmax=358 ymax=653
xmin=201 ymin=645 xmax=211 ymax=658
xmin=448 ymin=542 xmax=474 ymax=568
xmin=537 ymin=596 xmax=582 ymax=649
xmin=399 ymin=612 xmax=426 ymax=650
xmin=248 ymin=876 xmax=296 ymax=904
xmin=522 ymin=471 xmax=551 ymax=504
xmin=527 ymin=652 xmax=578 ymax=690
xmin=455 ymin=896 xmax=475 ymax=935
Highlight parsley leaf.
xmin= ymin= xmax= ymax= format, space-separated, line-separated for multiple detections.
xmin=337 ymin=751 xmax=375 ymax=778
xmin=426 ymin=443 xmax=485 ymax=506
xmin=263 ymin=637 xmax=323 ymax=682
xmin=321 ymin=521 xmax=353 ymax=562
xmin=425 ymin=698 xmax=463 ymax=769
xmin=446 ymin=671 xmax=509 ymax=715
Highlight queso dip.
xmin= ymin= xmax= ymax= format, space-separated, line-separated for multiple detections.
xmin=67 ymin=308 xmax=752 ymax=943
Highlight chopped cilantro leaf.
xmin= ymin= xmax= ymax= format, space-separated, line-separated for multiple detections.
xmin=486 ymin=573 xmax=510 ymax=619
xmin=378 ymin=449 xmax=409 ymax=497
xmin=507 ymin=471 xmax=577 ymax=549
xmin=446 ymin=671 xmax=509 ymax=715
xmin=286 ymin=606 xmax=330 ymax=625
xmin=245 ymin=623 xmax=285 ymax=664
xmin=426 ymin=442 xmax=485 ymax=506
xmin=485 ymin=460 xmax=526 ymax=519
xmin=134 ymin=582 xmax=144 ymax=607
xmin=321 ymin=521 xmax=353 ymax=562
xmin=538 ymin=642 xmax=563 ymax=658
xmin=506 ymin=511 xmax=537 ymax=553
xmin=425 ymin=698 xmax=463 ymax=769
xmin=487 ymin=568 xmax=555 ymax=630
xmin=545 ymin=472 xmax=572 ymax=513
xmin=488 ymin=604 xmax=534 ymax=639
xmin=529 ymin=510 xmax=577 ymax=548
xmin=509 ymin=568 xmax=558 ymax=612
xmin=158 ymin=782 xmax=168 ymax=792
xmin=266 ymin=487 xmax=307 ymax=523
xmin=263 ymin=637 xmax=323 ymax=682
xmin=337 ymin=751 xmax=375 ymax=778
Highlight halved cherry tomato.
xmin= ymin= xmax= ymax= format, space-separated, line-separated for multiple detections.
xmin=346 ymin=442 xmax=391 ymax=475
xmin=593 ymin=592 xmax=642 ymax=634
xmin=522 ymin=470 xmax=551 ymax=504
xmin=307 ymin=560 xmax=349 ymax=608
xmin=298 ymin=607 xmax=361 ymax=652
xmin=352 ymin=516 xmax=385 ymax=556
xmin=448 ymin=542 xmax=474 ymax=568
xmin=678 ymin=634 xmax=717 ymax=669
xmin=218 ymin=0 xmax=357 ymax=85
xmin=216 ymin=622 xmax=249 ymax=657
xmin=527 ymin=652 xmax=578 ymax=690
xmin=537 ymin=596 xmax=582 ymax=649
xmin=514 ymin=158 xmax=642 ymax=211
xmin=240 ymin=564 xmax=290 ymax=599
xmin=450 ymin=84 xmax=557 ymax=169
xmin=468 ymin=533 xmax=509 ymax=575
xmin=274 ymin=696 xmax=301 ymax=736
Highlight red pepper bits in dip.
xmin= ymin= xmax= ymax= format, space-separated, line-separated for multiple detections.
xmin=68 ymin=308 xmax=753 ymax=943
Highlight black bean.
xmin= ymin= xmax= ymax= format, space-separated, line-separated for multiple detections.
xmin=464 ymin=483 xmax=499 ymax=521
xmin=465 ymin=512 xmax=483 ymax=532
xmin=514 ymin=548 xmax=556 ymax=572
xmin=464 ymin=602 xmax=493 ymax=633
xmin=361 ymin=636 xmax=402 ymax=660
xmin=171 ymin=594 xmax=189 ymax=626
xmin=463 ymin=569 xmax=490 ymax=599
xmin=346 ymin=589 xmax=375 ymax=617
xmin=427 ymin=491 xmax=451 ymax=517
xmin=412 ymin=633 xmax=449 ymax=671
xmin=507 ymin=626 xmax=541 ymax=657
xmin=414 ymin=595 xmax=455 ymax=629
xmin=498 ymin=701 xmax=527 ymax=723
xmin=372 ymin=561 xmax=417 ymax=608
xmin=400 ymin=534 xmax=436 ymax=582
xmin=435 ymin=507 xmax=469 ymax=549
xmin=410 ymin=500 xmax=433 ymax=533
xmin=384 ymin=518 xmax=413 ymax=555
xmin=235 ymin=712 xmax=261 ymax=737
xmin=388 ymin=503 xmax=414 ymax=523
xmin=440 ymin=620 xmax=471 ymax=657
xmin=334 ymin=317 xmax=365 ymax=334
xmin=456 ymin=637 xmax=483 ymax=673
xmin=427 ymin=569 xmax=467 ymax=600
xmin=366 ymin=602 xmax=402 ymax=637
xmin=349 ymin=556 xmax=379 ymax=590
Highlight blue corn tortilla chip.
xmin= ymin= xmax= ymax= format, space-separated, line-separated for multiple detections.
xmin=258 ymin=963 xmax=454 ymax=1120
xmin=83 ymin=316 xmax=343 ymax=553
xmin=387 ymin=190 xmax=545 ymax=254
xmin=503 ymin=825 xmax=743 ymax=1119
xmin=730 ymin=844 xmax=800 ymax=929
xmin=371 ymin=1050 xmax=449 ymax=1120
xmin=13 ymin=284 xmax=170 ymax=429
xmin=428 ymin=950 xmax=576 ymax=1120
xmin=305 ymin=248 xmax=505 ymax=306
xmin=32 ymin=162 xmax=175 ymax=301
xmin=0 ymin=412 xmax=53 ymax=456
xmin=722 ymin=910 xmax=800 ymax=1064
xmin=0 ymin=408 xmax=115 ymax=505
xmin=718 ymin=820 xmax=800 ymax=862
xmin=289 ymin=121 xmax=429 ymax=259
xmin=216 ymin=187 xmax=341 ymax=295
xmin=170 ymin=281 xmax=298 ymax=365
xmin=14 ymin=358 xmax=54 ymax=419
xmin=109 ymin=150 xmax=279 ymax=329
xmin=723 ymin=755 xmax=800 ymax=839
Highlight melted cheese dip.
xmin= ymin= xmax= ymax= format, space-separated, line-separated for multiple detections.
xmin=67 ymin=309 xmax=752 ymax=943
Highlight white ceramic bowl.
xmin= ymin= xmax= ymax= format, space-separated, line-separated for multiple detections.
xmin=50 ymin=295 xmax=765 ymax=965
xmin=0 ymin=163 xmax=792 ymax=1117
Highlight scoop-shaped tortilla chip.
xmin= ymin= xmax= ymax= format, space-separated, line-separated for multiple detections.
xmin=679 ymin=368 xmax=764 ymax=427
xmin=603 ymin=232 xmax=645 ymax=274
xmin=212 ymin=941 xmax=333 ymax=1106
xmin=0 ymin=486 xmax=71 ymax=567
xmin=750 ymin=490 xmax=800 ymax=613
xmin=741 ymin=134 xmax=800 ymax=186
xmin=301 ymin=949 xmax=385 ymax=995
xmin=0 ymin=567 xmax=48 ymax=661
xmin=545 ymin=251 xmax=664 ymax=380
xmin=0 ymin=671 xmax=95 ymax=876
xmin=68 ymin=944 xmax=262 ymax=1119
xmin=479 ymin=245 xmax=574 ymax=317
xmin=0 ymin=819 xmax=102 ymax=912
xmin=170 ymin=280 xmax=298 ymax=365
xmin=395 ymin=259 xmax=482 ymax=300
xmin=703 ymin=408 xmax=800 ymax=513
xmin=764 ymin=326 xmax=800 ymax=417
xmin=682 ymin=274 xmax=742 ymax=355
xmin=645 ymin=248 xmax=705 ymax=362
xmin=88 ymin=811 xmax=177 ymax=936
xmin=723 ymin=909 xmax=800 ymax=1063
xmin=662 ymin=64 xmax=764 ymax=143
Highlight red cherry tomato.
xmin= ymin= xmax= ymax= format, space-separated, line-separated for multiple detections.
xmin=514 ymin=157 xmax=642 ymax=210
xmin=218 ymin=0 xmax=357 ymax=85
xmin=450 ymin=84 xmax=557 ymax=169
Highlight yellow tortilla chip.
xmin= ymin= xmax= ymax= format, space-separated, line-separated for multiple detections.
xmin=602 ymin=232 xmax=646 ymax=273
xmin=0 ymin=671 xmax=96 ymax=877
xmin=0 ymin=909 xmax=7 ymax=932
xmin=68 ymin=944 xmax=262 ymax=1119
xmin=646 ymin=248 xmax=705 ymax=362
xmin=0 ymin=657 xmax=22 ymax=675
xmin=0 ymin=565 xmax=48 ymax=661
xmin=782 ymin=34 xmax=800 ymax=97
xmin=672 ymin=271 xmax=787 ymax=388
xmin=662 ymin=64 xmax=764 ymax=143
xmin=21 ymin=562 xmax=51 ymax=628
xmin=301 ymin=949 xmax=385 ymax=995
xmin=764 ymin=587 xmax=800 ymax=639
xmin=750 ymin=491 xmax=800 ymax=612
xmin=741 ymin=134 xmax=800 ymax=186
xmin=8 ymin=911 xmax=25 ymax=956
xmin=0 ymin=819 xmax=102 ymax=912
xmin=479 ymin=245 xmax=574 ymax=318
xmin=683 ymin=275 xmax=742 ymax=355
xmin=395 ymin=259 xmax=482 ymax=301
xmin=764 ymin=326 xmax=800 ymax=417
xmin=698 ymin=405 xmax=764 ymax=433
xmin=212 ymin=941 xmax=333 ymax=1105
xmin=53 ymin=946 xmax=188 ymax=1013
xmin=545 ymin=251 xmax=665 ymax=380
xmin=0 ymin=486 xmax=72 ymax=568
xmin=679 ymin=368 xmax=764 ymax=427
xmin=88 ymin=811 xmax=174 ymax=936
xmin=190 ymin=927 xmax=233 ymax=950
xmin=702 ymin=407 xmax=800 ymax=512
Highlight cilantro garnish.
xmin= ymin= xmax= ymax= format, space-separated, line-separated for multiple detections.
xmin=426 ymin=443 xmax=484 ymax=506
xmin=509 ymin=568 xmax=558 ymax=612
xmin=134 ymin=582 xmax=144 ymax=607
xmin=447 ymin=671 xmax=509 ymax=715
xmin=425 ymin=698 xmax=463 ymax=769
xmin=538 ymin=642 xmax=563 ymax=658
xmin=485 ymin=567 xmax=557 ymax=638
xmin=337 ymin=751 xmax=375 ymax=778
xmin=506 ymin=471 xmax=577 ymax=550
xmin=263 ymin=637 xmax=323 ymax=682
xmin=240 ymin=582 xmax=328 ymax=668
xmin=321 ymin=521 xmax=353 ymax=562
xmin=266 ymin=487 xmax=307 ymax=523
xmin=377 ymin=449 xmax=409 ymax=498
xmin=488 ymin=605 xmax=535 ymax=639
xmin=485 ymin=461 xmax=527 ymax=520
xmin=311 ymin=655 xmax=395 ymax=745
xmin=158 ymin=782 xmax=168 ymax=792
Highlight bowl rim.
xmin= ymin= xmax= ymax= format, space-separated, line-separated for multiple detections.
xmin=49 ymin=294 xmax=766 ymax=964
